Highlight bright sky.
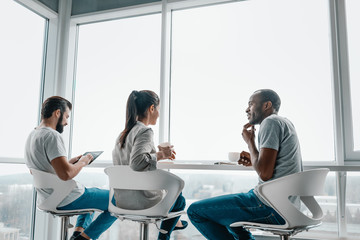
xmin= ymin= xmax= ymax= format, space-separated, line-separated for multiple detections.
xmin=73 ymin=0 xmax=335 ymax=162
xmin=346 ymin=0 xmax=360 ymax=150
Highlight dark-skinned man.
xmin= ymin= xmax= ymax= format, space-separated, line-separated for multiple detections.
xmin=188 ymin=89 xmax=303 ymax=240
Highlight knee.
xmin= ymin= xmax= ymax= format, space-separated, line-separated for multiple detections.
xmin=187 ymin=201 xmax=201 ymax=218
xmin=173 ymin=194 xmax=186 ymax=211
xmin=187 ymin=203 xmax=201 ymax=223
xmin=179 ymin=194 xmax=186 ymax=210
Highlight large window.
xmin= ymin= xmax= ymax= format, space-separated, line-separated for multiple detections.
xmin=71 ymin=14 xmax=162 ymax=161
xmin=0 ymin=1 xmax=45 ymax=238
xmin=346 ymin=0 xmax=360 ymax=152
xmin=0 ymin=1 xmax=45 ymax=160
xmin=169 ymin=170 xmax=337 ymax=238
xmin=346 ymin=172 xmax=360 ymax=236
xmin=174 ymin=169 xmax=259 ymax=239
xmin=0 ymin=164 xmax=33 ymax=240
xmin=170 ymin=0 xmax=334 ymax=162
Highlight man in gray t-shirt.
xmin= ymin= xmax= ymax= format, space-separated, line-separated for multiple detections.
xmin=240 ymin=90 xmax=302 ymax=185
xmin=25 ymin=96 xmax=116 ymax=240
xmin=188 ymin=89 xmax=303 ymax=240
xmin=256 ymin=114 xmax=302 ymax=185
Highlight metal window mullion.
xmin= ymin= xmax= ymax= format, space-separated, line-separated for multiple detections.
xmin=329 ymin=0 xmax=346 ymax=166
xmin=53 ymin=0 xmax=74 ymax=156
xmin=159 ymin=0 xmax=172 ymax=143
xmin=329 ymin=0 xmax=350 ymax=237
xmin=68 ymin=23 xmax=80 ymax=159
xmin=336 ymin=171 xmax=347 ymax=238
xmin=330 ymin=0 xmax=353 ymax=161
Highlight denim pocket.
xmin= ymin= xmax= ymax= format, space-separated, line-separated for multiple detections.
xmin=249 ymin=212 xmax=284 ymax=225
xmin=266 ymin=213 xmax=284 ymax=225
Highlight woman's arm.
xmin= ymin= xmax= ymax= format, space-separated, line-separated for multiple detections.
xmin=130 ymin=128 xmax=157 ymax=171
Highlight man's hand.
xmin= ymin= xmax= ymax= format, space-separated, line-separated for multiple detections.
xmin=78 ymin=154 xmax=93 ymax=165
xmin=69 ymin=155 xmax=82 ymax=164
xmin=51 ymin=154 xmax=93 ymax=181
xmin=242 ymin=123 xmax=256 ymax=145
xmin=238 ymin=151 xmax=252 ymax=166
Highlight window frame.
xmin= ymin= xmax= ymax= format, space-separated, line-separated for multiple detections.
xmin=65 ymin=2 xmax=359 ymax=239
xmin=66 ymin=0 xmax=360 ymax=166
xmin=0 ymin=2 xmax=58 ymax=240
xmin=3 ymin=0 xmax=360 ymax=240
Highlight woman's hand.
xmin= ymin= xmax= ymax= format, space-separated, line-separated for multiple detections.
xmin=157 ymin=145 xmax=176 ymax=161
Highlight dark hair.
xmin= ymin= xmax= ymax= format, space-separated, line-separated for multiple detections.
xmin=119 ymin=90 xmax=160 ymax=147
xmin=41 ymin=96 xmax=72 ymax=119
xmin=255 ymin=89 xmax=281 ymax=112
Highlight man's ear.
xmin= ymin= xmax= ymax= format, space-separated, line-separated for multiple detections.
xmin=264 ymin=101 xmax=273 ymax=111
xmin=54 ymin=109 xmax=61 ymax=118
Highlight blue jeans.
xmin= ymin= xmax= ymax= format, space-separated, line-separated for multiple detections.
xmin=58 ymin=188 xmax=117 ymax=240
xmin=158 ymin=192 xmax=186 ymax=240
xmin=187 ymin=189 xmax=285 ymax=240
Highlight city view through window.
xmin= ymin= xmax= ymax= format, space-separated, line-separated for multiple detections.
xmin=2 ymin=167 xmax=360 ymax=239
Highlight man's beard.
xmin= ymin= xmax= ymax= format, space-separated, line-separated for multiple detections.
xmin=56 ymin=112 xmax=64 ymax=133
xmin=249 ymin=106 xmax=263 ymax=125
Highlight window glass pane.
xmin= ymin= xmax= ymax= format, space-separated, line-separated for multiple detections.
xmin=0 ymin=164 xmax=33 ymax=240
xmin=0 ymin=1 xmax=45 ymax=159
xmin=72 ymin=14 xmax=161 ymax=161
xmin=170 ymin=0 xmax=334 ymax=162
xmin=346 ymin=172 xmax=360 ymax=237
xmin=297 ymin=172 xmax=337 ymax=238
xmin=171 ymin=169 xmax=258 ymax=239
xmin=346 ymin=0 xmax=360 ymax=151
xmin=169 ymin=170 xmax=337 ymax=238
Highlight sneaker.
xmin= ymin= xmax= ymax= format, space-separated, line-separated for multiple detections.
xmin=174 ymin=220 xmax=188 ymax=231
xmin=73 ymin=235 xmax=89 ymax=240
xmin=69 ymin=231 xmax=81 ymax=240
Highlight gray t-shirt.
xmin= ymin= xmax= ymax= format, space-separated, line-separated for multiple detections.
xmin=25 ymin=127 xmax=84 ymax=207
xmin=254 ymin=114 xmax=303 ymax=206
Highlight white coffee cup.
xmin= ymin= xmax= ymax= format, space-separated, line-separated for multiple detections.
xmin=159 ymin=142 xmax=172 ymax=148
xmin=228 ymin=152 xmax=240 ymax=162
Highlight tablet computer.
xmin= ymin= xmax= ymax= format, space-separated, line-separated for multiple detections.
xmin=83 ymin=151 xmax=103 ymax=164
xmin=73 ymin=151 xmax=104 ymax=165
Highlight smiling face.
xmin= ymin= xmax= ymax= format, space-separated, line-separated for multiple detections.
xmin=246 ymin=93 xmax=265 ymax=125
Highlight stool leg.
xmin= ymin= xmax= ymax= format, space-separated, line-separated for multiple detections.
xmin=60 ymin=216 xmax=69 ymax=240
xmin=139 ymin=222 xmax=149 ymax=240
xmin=280 ymin=235 xmax=290 ymax=240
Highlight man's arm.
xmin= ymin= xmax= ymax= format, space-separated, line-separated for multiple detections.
xmin=242 ymin=123 xmax=278 ymax=181
xmin=51 ymin=154 xmax=92 ymax=181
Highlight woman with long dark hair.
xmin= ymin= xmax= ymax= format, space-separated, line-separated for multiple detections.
xmin=112 ymin=90 xmax=187 ymax=240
